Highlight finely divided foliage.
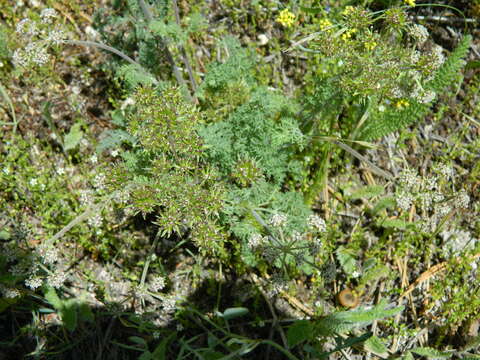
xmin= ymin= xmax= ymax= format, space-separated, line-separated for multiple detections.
xmin=1 ymin=1 xmax=477 ymax=359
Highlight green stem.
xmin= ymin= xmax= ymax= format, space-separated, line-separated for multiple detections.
xmin=137 ymin=0 xmax=193 ymax=103
xmin=305 ymin=142 xmax=331 ymax=206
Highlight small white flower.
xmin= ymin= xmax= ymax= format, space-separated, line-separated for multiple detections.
xmin=57 ymin=167 xmax=65 ymax=175
xmin=419 ymin=90 xmax=436 ymax=104
xmin=410 ymin=50 xmax=421 ymax=63
xmin=12 ymin=49 xmax=29 ymax=67
xmin=248 ymin=233 xmax=264 ymax=249
xmin=46 ymin=29 xmax=65 ymax=45
xmin=16 ymin=18 xmax=38 ymax=37
xmin=162 ymin=297 xmax=176 ymax=314
xmin=432 ymin=45 xmax=445 ymax=68
xmin=31 ymin=44 xmax=50 ymax=66
xmin=436 ymin=163 xmax=454 ymax=180
xmin=351 ymin=270 xmax=361 ymax=278
xmin=269 ymin=213 xmax=287 ymax=227
xmin=396 ymin=191 xmax=413 ymax=212
xmin=409 ymin=24 xmax=429 ymax=45
xmin=90 ymin=154 xmax=98 ymax=164
xmin=84 ymin=25 xmax=100 ymax=40
xmin=308 ymin=214 xmax=327 ymax=233
xmin=37 ymin=244 xmax=59 ymax=265
xmin=457 ymin=191 xmax=470 ymax=209
xmin=2 ymin=287 xmax=20 ymax=299
xmin=93 ymin=173 xmax=106 ymax=190
xmin=87 ymin=213 xmax=103 ymax=228
xmin=149 ymin=276 xmax=166 ymax=292
xmin=29 ymin=178 xmax=38 ymax=186
xmin=40 ymin=8 xmax=57 ymax=24
xmin=25 ymin=276 xmax=43 ymax=290
xmin=47 ymin=272 xmax=67 ymax=288
xmin=110 ymin=149 xmax=119 ymax=157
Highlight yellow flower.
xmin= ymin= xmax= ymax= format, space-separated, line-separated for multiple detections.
xmin=319 ymin=18 xmax=333 ymax=31
xmin=341 ymin=28 xmax=357 ymax=41
xmin=276 ymin=9 xmax=296 ymax=28
xmin=342 ymin=6 xmax=355 ymax=16
xmin=395 ymin=99 xmax=410 ymax=109
xmin=404 ymin=0 xmax=416 ymax=6
xmin=364 ymin=40 xmax=377 ymax=51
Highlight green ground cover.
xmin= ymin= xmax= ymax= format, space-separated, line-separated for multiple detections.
xmin=0 ymin=0 xmax=479 ymax=358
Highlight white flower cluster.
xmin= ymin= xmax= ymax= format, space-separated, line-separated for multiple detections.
xmin=307 ymin=214 xmax=327 ymax=233
xmin=25 ymin=276 xmax=43 ymax=290
xmin=87 ymin=213 xmax=103 ymax=228
xmin=93 ymin=172 xmax=106 ymax=190
xmin=0 ymin=284 xmax=21 ymax=298
xmin=161 ymin=297 xmax=177 ymax=314
xmin=149 ymin=276 xmax=166 ymax=292
xmin=248 ymin=233 xmax=265 ymax=249
xmin=409 ymin=24 xmax=429 ymax=45
xmin=396 ymin=165 xmax=472 ymax=234
xmin=40 ymin=8 xmax=57 ymax=24
xmin=16 ymin=18 xmax=38 ymax=37
xmin=36 ymin=243 xmax=59 ymax=264
xmin=47 ymin=271 xmax=67 ymax=288
xmin=431 ymin=45 xmax=445 ymax=68
xmin=269 ymin=213 xmax=288 ymax=227
xmin=13 ymin=9 xmax=65 ymax=68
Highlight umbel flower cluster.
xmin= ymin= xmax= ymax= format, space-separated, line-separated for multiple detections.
xmin=0 ymin=240 xmax=67 ymax=299
xmin=13 ymin=8 xmax=66 ymax=68
xmin=395 ymin=164 xmax=471 ymax=236
xmin=306 ymin=5 xmax=444 ymax=109
xmin=247 ymin=213 xmax=327 ymax=273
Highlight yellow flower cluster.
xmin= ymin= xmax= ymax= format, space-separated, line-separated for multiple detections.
xmin=342 ymin=6 xmax=355 ymax=16
xmin=364 ymin=40 xmax=377 ymax=51
xmin=319 ymin=18 xmax=333 ymax=31
xmin=395 ymin=99 xmax=410 ymax=109
xmin=404 ymin=0 xmax=416 ymax=6
xmin=276 ymin=9 xmax=296 ymax=28
xmin=341 ymin=28 xmax=357 ymax=41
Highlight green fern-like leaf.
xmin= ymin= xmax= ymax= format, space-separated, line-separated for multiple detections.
xmin=426 ymin=35 xmax=472 ymax=92
xmin=316 ymin=301 xmax=404 ymax=336
xmin=359 ymin=35 xmax=471 ymax=141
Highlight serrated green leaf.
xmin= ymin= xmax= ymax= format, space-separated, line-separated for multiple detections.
xmin=336 ymin=246 xmax=357 ymax=275
xmin=364 ymin=335 xmax=389 ymax=358
xmin=63 ymin=123 xmax=83 ymax=151
xmin=350 ymin=185 xmax=384 ymax=200
xmin=138 ymin=351 xmax=153 ymax=360
xmin=317 ymin=302 xmax=403 ymax=336
xmin=380 ymin=219 xmax=408 ymax=230
xmin=44 ymin=286 xmax=63 ymax=310
xmin=287 ymin=320 xmax=314 ymax=347
xmin=78 ymin=302 xmax=94 ymax=323
xmin=152 ymin=333 xmax=176 ymax=360
xmin=129 ymin=336 xmax=147 ymax=347
xmin=60 ymin=304 xmax=78 ymax=332
xmin=371 ymin=196 xmax=396 ymax=215
xmin=411 ymin=347 xmax=452 ymax=359
xmin=400 ymin=351 xmax=414 ymax=360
